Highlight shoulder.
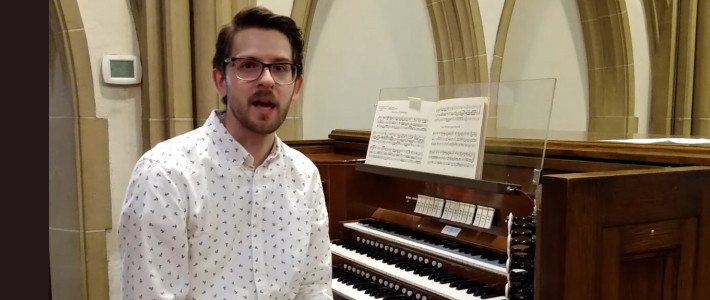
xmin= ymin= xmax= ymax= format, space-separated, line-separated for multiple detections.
xmin=124 ymin=136 xmax=197 ymax=203
xmin=128 ymin=130 xmax=210 ymax=189
xmin=136 ymin=128 xmax=207 ymax=171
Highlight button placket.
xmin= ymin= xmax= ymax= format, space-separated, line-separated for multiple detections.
xmin=251 ymin=168 xmax=268 ymax=298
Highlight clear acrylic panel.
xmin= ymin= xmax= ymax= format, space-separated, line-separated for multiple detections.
xmin=370 ymin=78 xmax=557 ymax=193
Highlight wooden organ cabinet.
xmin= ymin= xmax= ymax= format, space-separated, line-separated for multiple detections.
xmin=287 ymin=130 xmax=710 ymax=300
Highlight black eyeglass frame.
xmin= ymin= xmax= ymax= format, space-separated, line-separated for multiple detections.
xmin=223 ymin=57 xmax=301 ymax=84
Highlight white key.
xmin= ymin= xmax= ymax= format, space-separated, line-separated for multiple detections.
xmin=345 ymin=222 xmax=507 ymax=275
xmin=331 ymin=244 xmax=506 ymax=300
xmin=332 ymin=279 xmax=378 ymax=300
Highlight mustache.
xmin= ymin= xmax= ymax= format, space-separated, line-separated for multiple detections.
xmin=249 ymin=90 xmax=276 ymax=103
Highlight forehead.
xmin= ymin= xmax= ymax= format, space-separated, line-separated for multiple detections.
xmin=231 ymin=28 xmax=293 ymax=62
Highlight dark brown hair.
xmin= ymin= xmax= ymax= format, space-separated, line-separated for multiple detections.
xmin=212 ymin=7 xmax=304 ymax=104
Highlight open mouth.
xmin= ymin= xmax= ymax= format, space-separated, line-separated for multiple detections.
xmin=252 ymin=100 xmax=276 ymax=114
xmin=252 ymin=101 xmax=276 ymax=108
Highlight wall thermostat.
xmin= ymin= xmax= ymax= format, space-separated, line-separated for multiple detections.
xmin=102 ymin=54 xmax=142 ymax=85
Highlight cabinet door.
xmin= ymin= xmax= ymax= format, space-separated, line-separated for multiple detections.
xmin=601 ymin=218 xmax=697 ymax=300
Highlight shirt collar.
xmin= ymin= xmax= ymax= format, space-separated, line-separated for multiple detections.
xmin=203 ymin=109 xmax=283 ymax=168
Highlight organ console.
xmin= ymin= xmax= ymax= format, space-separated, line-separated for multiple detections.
xmin=287 ymin=129 xmax=710 ymax=300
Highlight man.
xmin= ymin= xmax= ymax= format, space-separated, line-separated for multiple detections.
xmin=117 ymin=7 xmax=332 ymax=300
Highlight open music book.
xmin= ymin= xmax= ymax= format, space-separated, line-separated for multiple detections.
xmin=365 ymin=97 xmax=489 ymax=180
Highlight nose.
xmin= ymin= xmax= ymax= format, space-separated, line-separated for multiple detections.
xmin=257 ymin=67 xmax=275 ymax=88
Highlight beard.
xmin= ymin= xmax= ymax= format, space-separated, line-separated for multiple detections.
xmin=227 ymin=89 xmax=290 ymax=135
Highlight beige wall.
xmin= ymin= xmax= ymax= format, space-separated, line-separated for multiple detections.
xmin=258 ymin=0 xmax=294 ymax=15
xmin=500 ymin=0 xmax=589 ymax=132
xmin=301 ymin=0 xmax=439 ymax=139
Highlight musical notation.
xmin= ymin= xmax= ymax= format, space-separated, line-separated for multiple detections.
xmin=427 ymin=149 xmax=476 ymax=168
xmin=430 ymin=131 xmax=478 ymax=147
xmin=433 ymin=105 xmax=481 ymax=123
xmin=368 ymin=145 xmax=423 ymax=165
xmin=366 ymin=100 xmax=435 ymax=170
xmin=424 ymin=98 xmax=487 ymax=179
xmin=371 ymin=132 xmax=426 ymax=148
xmin=375 ymin=115 xmax=428 ymax=132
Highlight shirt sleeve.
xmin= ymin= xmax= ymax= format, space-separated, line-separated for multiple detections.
xmin=295 ymin=169 xmax=333 ymax=300
xmin=117 ymin=157 xmax=190 ymax=300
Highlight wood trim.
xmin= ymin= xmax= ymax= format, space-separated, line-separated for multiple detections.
xmin=327 ymin=129 xmax=710 ymax=166
xmin=697 ymin=172 xmax=710 ymax=299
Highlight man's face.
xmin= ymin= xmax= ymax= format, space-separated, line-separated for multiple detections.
xmin=220 ymin=28 xmax=303 ymax=135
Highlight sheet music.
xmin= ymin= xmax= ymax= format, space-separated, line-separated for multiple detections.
xmin=366 ymin=100 xmax=435 ymax=170
xmin=425 ymin=97 xmax=487 ymax=179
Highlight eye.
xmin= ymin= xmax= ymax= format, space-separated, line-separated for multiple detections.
xmin=237 ymin=60 xmax=259 ymax=70
xmin=273 ymin=64 xmax=290 ymax=73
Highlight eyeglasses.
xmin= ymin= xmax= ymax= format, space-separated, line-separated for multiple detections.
xmin=224 ymin=57 xmax=300 ymax=84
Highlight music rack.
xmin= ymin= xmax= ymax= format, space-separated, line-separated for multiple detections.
xmin=354 ymin=163 xmax=523 ymax=195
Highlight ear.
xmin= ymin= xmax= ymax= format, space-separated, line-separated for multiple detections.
xmin=290 ymin=74 xmax=304 ymax=102
xmin=212 ymin=68 xmax=228 ymax=98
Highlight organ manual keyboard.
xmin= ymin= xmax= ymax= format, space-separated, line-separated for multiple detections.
xmin=287 ymin=129 xmax=710 ymax=300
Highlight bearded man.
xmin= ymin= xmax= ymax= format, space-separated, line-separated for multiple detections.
xmin=116 ymin=6 xmax=332 ymax=300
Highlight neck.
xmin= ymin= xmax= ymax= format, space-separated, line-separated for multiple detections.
xmin=222 ymin=110 xmax=275 ymax=167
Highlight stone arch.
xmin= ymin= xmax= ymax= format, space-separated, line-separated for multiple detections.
xmin=489 ymin=0 xmax=516 ymax=84
xmin=292 ymin=0 xmax=486 ymax=138
xmin=274 ymin=0 xmax=492 ymax=136
xmin=485 ymin=0 xmax=637 ymax=134
xmin=577 ymin=0 xmax=637 ymax=133
xmin=425 ymin=0 xmax=488 ymax=86
xmin=287 ymin=0 xmax=319 ymax=139
xmin=50 ymin=0 xmax=111 ymax=299
xmin=424 ymin=0 xmax=491 ymax=123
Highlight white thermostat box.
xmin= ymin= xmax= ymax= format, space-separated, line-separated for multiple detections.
xmin=102 ymin=54 xmax=142 ymax=85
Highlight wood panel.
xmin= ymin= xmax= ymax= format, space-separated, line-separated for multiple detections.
xmin=601 ymin=218 xmax=697 ymax=300
xmin=618 ymin=254 xmax=668 ymax=300
xmin=313 ymin=163 xmax=346 ymax=240
xmin=538 ymin=166 xmax=709 ymax=300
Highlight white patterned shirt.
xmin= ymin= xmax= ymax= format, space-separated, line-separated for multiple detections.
xmin=117 ymin=110 xmax=332 ymax=300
